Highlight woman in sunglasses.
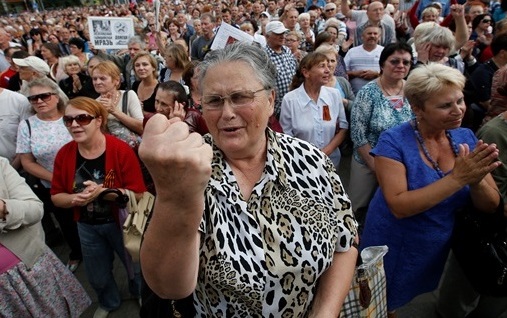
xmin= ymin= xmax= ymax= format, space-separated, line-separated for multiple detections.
xmin=349 ymin=42 xmax=413 ymax=228
xmin=51 ymin=97 xmax=146 ymax=318
xmin=16 ymin=77 xmax=83 ymax=272
xmin=470 ymin=14 xmax=495 ymax=60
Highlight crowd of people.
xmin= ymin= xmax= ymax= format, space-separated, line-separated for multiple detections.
xmin=1 ymin=0 xmax=507 ymax=317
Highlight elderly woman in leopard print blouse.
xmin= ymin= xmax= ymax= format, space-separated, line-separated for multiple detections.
xmin=139 ymin=42 xmax=358 ymax=317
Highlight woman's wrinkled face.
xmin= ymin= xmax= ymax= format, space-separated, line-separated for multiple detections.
xmin=65 ymin=105 xmax=102 ymax=143
xmin=29 ymin=85 xmax=59 ymax=116
xmin=428 ymin=43 xmax=450 ymax=62
xmin=415 ymin=86 xmax=466 ymax=131
xmin=201 ymin=61 xmax=275 ymax=158
xmin=91 ymin=70 xmax=119 ymax=94
xmin=381 ymin=50 xmax=412 ymax=80
xmin=284 ymin=35 xmax=299 ymax=50
xmin=324 ymin=52 xmax=338 ymax=73
xmin=299 ymin=16 xmax=310 ymax=29
xmin=154 ymin=89 xmax=176 ymax=117
xmin=65 ymin=62 xmax=81 ymax=75
xmin=303 ymin=59 xmax=330 ymax=87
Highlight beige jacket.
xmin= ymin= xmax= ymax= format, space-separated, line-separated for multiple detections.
xmin=0 ymin=157 xmax=45 ymax=269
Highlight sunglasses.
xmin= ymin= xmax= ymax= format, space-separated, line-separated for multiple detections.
xmin=27 ymin=92 xmax=56 ymax=103
xmin=325 ymin=8 xmax=335 ymax=12
xmin=387 ymin=59 xmax=411 ymax=66
xmin=482 ymin=19 xmax=492 ymax=23
xmin=62 ymin=114 xmax=97 ymax=127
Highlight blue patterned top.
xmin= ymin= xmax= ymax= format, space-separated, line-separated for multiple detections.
xmin=350 ymin=80 xmax=413 ymax=164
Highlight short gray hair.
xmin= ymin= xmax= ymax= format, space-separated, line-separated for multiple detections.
xmin=414 ymin=24 xmax=455 ymax=51
xmin=128 ymin=36 xmax=146 ymax=49
xmin=298 ymin=12 xmax=310 ymax=22
xmin=22 ymin=77 xmax=69 ymax=113
xmin=198 ymin=42 xmax=276 ymax=94
xmin=405 ymin=64 xmax=465 ymax=109
xmin=60 ymin=54 xmax=81 ymax=70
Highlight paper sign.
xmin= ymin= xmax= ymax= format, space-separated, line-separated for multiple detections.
xmin=210 ymin=22 xmax=254 ymax=51
xmin=88 ymin=17 xmax=135 ymax=50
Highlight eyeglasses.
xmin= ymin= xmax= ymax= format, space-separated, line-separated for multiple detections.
xmin=149 ymin=24 xmax=155 ymax=27
xmin=387 ymin=59 xmax=411 ymax=66
xmin=482 ymin=19 xmax=492 ymax=23
xmin=62 ymin=114 xmax=97 ymax=127
xmin=27 ymin=92 xmax=56 ymax=103
xmin=201 ymin=88 xmax=266 ymax=110
xmin=325 ymin=8 xmax=335 ymax=12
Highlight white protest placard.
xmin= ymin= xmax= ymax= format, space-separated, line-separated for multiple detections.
xmin=88 ymin=17 xmax=135 ymax=50
xmin=210 ymin=22 xmax=254 ymax=51
xmin=154 ymin=0 xmax=161 ymax=31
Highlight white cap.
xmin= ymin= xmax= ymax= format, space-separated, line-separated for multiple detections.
xmin=13 ymin=56 xmax=50 ymax=75
xmin=266 ymin=21 xmax=288 ymax=34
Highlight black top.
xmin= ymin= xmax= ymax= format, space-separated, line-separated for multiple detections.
xmin=59 ymin=72 xmax=99 ymax=100
xmin=132 ymin=81 xmax=158 ymax=113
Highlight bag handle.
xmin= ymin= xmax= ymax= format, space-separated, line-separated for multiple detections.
xmin=97 ymin=188 xmax=129 ymax=208
xmin=122 ymin=90 xmax=129 ymax=114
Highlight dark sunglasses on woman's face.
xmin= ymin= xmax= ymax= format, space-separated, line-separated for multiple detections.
xmin=27 ymin=92 xmax=56 ymax=103
xmin=63 ymin=114 xmax=97 ymax=127
xmin=388 ymin=59 xmax=412 ymax=66
xmin=482 ymin=19 xmax=492 ymax=23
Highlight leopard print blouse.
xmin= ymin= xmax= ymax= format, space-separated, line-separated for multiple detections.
xmin=196 ymin=129 xmax=357 ymax=317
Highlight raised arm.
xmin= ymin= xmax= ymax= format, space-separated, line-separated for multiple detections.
xmin=450 ymin=4 xmax=468 ymax=50
xmin=139 ymin=114 xmax=213 ymax=299
xmin=376 ymin=141 xmax=501 ymax=218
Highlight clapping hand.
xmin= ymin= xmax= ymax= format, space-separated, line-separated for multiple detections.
xmin=72 ymin=74 xmax=82 ymax=92
xmin=451 ymin=141 xmax=501 ymax=186
xmin=98 ymin=92 xmax=117 ymax=114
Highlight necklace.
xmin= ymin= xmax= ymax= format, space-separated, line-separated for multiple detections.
xmin=112 ymin=91 xmax=121 ymax=106
xmin=411 ymin=119 xmax=459 ymax=178
xmin=379 ymin=76 xmax=403 ymax=96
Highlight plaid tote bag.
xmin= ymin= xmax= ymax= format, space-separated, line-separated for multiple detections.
xmin=340 ymin=245 xmax=389 ymax=318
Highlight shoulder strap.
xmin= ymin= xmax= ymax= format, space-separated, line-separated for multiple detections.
xmin=122 ymin=90 xmax=129 ymax=114
xmin=25 ymin=119 xmax=31 ymax=137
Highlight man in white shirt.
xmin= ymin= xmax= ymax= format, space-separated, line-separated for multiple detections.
xmin=341 ymin=0 xmax=396 ymax=46
xmin=0 ymin=87 xmax=32 ymax=169
xmin=344 ymin=25 xmax=384 ymax=93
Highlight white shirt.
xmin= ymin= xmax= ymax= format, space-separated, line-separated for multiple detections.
xmin=280 ymin=84 xmax=348 ymax=168
xmin=0 ymin=89 xmax=32 ymax=163
xmin=344 ymin=45 xmax=384 ymax=93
